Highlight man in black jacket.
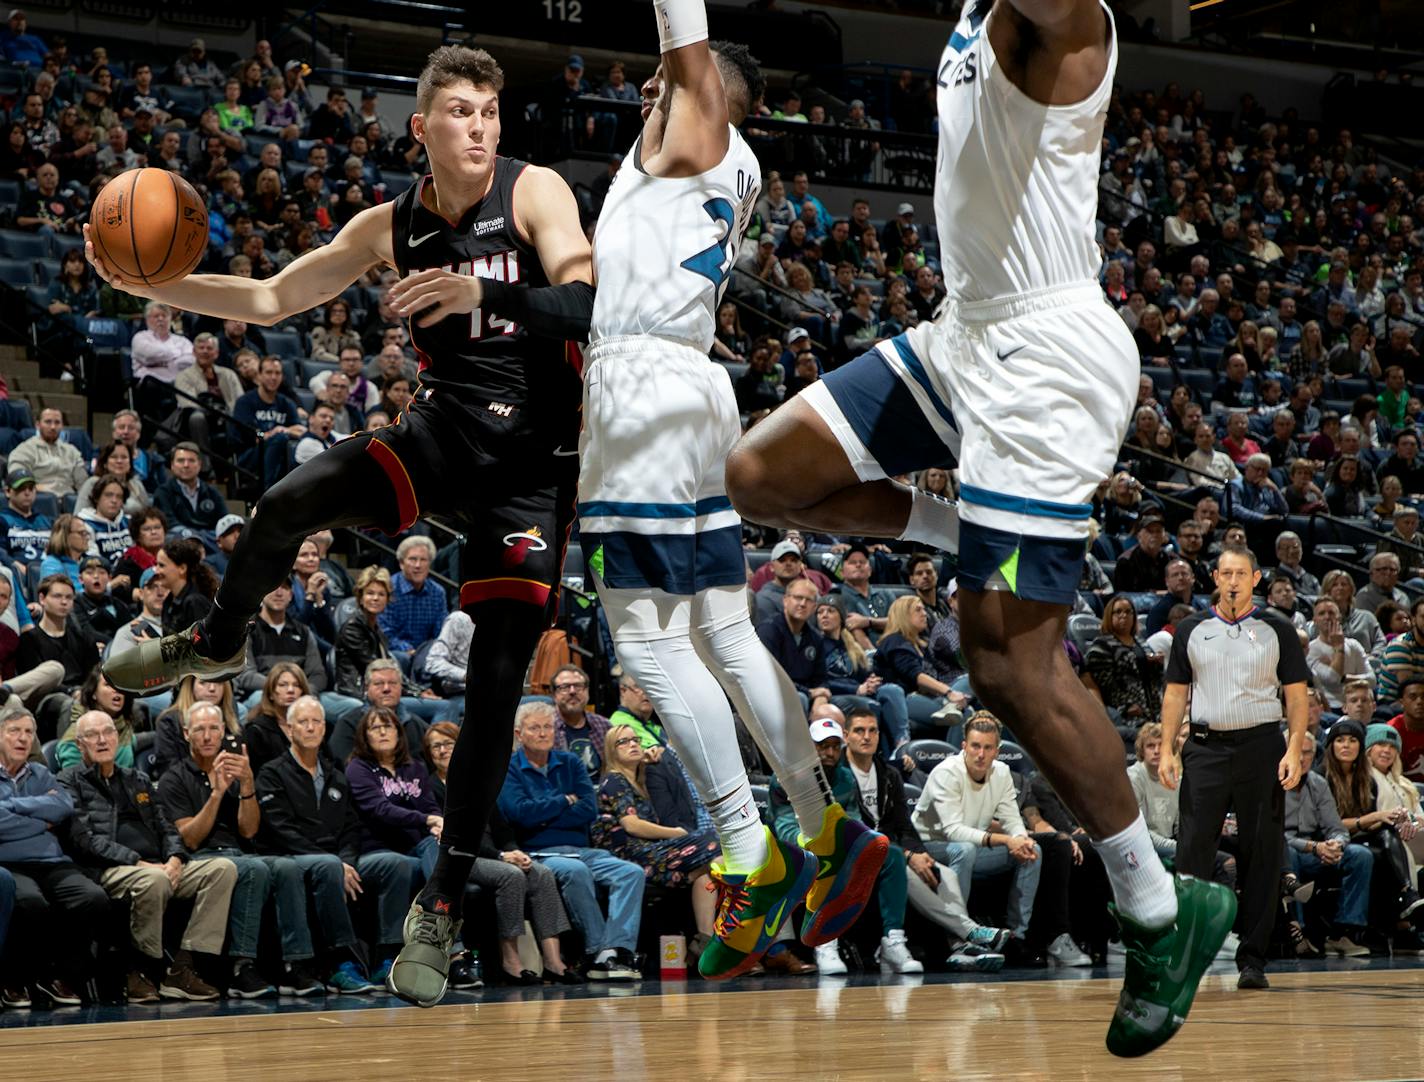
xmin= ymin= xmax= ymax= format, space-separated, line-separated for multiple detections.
xmin=153 ymin=443 xmax=227 ymax=536
xmin=74 ymin=556 xmax=132 ymax=647
xmin=234 ymin=581 xmax=329 ymax=705
xmin=255 ymin=695 xmax=411 ymax=992
xmin=60 ymin=710 xmax=236 ymax=1002
xmin=755 ymin=578 xmax=831 ymax=716
xmin=841 ymin=705 xmax=1008 ymax=971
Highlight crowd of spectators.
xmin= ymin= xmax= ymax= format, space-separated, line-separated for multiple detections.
xmin=3 ymin=7 xmax=1424 ymax=1011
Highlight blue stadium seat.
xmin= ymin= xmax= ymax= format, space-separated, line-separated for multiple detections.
xmin=0 ymin=180 xmax=18 ymax=210
xmin=295 ymin=389 xmax=316 ymax=412
xmin=380 ymin=169 xmax=415 ymax=196
xmin=301 ymin=358 xmax=337 ymax=385
xmin=84 ymin=317 xmax=130 ymax=349
xmin=264 ymin=329 xmax=303 ymax=359
xmin=0 ymin=427 xmax=22 ymax=456
xmin=33 ymin=258 xmax=58 ymax=285
xmin=50 ymin=233 xmax=85 ymax=258
xmin=0 ymin=400 xmax=32 ymax=429
xmin=161 ymin=84 xmax=207 ymax=121
xmin=904 ymin=738 xmax=954 ymax=774
xmin=0 ymin=258 xmax=34 ymax=287
xmin=1179 ymin=368 xmax=1214 ymax=400
xmin=24 ymin=284 xmax=49 ymax=313
xmin=61 ymin=427 xmax=94 ymax=464
xmin=0 ymin=230 xmax=49 ymax=260
xmin=31 ymin=491 xmax=58 ymax=519
xmin=996 ymin=740 xmax=1033 ymax=774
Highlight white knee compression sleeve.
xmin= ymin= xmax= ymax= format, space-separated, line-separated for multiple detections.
xmin=899 ymin=484 xmax=960 ymax=553
xmin=654 ymin=0 xmax=709 ymax=52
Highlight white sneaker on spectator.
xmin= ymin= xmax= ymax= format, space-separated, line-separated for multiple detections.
xmin=929 ymin=701 xmax=964 ymax=725
xmin=1216 ymin=931 xmax=1241 ymax=959
xmin=1046 ymin=933 xmax=1092 ymax=967
xmin=967 ymin=925 xmax=1011 ymax=953
xmin=813 ymin=941 xmax=847 ymax=977
xmin=876 ymin=930 xmax=923 ymax=974
xmin=946 ymin=942 xmax=1004 ymax=972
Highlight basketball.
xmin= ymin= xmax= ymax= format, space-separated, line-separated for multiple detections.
xmin=89 ymin=167 xmax=209 ymax=287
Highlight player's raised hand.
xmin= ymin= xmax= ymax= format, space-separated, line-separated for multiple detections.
xmin=388 ymin=267 xmax=483 ymax=328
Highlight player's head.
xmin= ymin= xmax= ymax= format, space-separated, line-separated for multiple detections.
xmin=707 ymin=41 xmax=765 ymax=126
xmin=412 ymin=46 xmax=504 ymax=178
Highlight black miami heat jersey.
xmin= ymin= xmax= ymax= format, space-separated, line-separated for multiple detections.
xmin=390 ymin=157 xmax=581 ymax=438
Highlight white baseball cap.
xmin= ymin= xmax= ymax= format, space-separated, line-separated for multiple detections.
xmin=809 ymin=718 xmax=845 ymax=744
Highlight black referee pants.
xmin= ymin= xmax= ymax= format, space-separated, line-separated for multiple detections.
xmin=1175 ymin=723 xmax=1285 ymax=972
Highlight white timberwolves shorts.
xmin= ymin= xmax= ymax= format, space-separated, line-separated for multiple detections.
xmin=803 ymin=282 xmax=1137 ymax=603
xmin=577 ymin=335 xmax=746 ymax=596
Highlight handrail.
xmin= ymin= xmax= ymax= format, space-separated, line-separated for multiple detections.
xmin=728 ymin=264 xmax=833 ymax=355
xmin=1120 ymin=439 xmax=1424 ymax=564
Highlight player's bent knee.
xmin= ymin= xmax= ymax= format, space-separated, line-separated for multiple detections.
xmin=724 ymin=443 xmax=786 ymax=523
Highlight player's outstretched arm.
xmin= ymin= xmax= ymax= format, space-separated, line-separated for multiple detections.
xmin=84 ymin=202 xmax=396 ymax=326
xmin=643 ymin=0 xmax=728 ymax=175
xmin=389 ymin=165 xmax=595 ymax=341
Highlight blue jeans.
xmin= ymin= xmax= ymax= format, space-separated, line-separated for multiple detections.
xmin=243 ymin=689 xmax=358 ymax=721
xmin=355 ymin=849 xmax=418 ymax=946
xmin=195 ymin=849 xmax=313 ymax=961
xmin=874 ymin=683 xmax=909 ymax=749
xmin=907 ymin=692 xmax=948 ymax=735
xmin=241 ymin=433 xmax=293 ymax=491
xmin=1289 ymin=844 xmax=1373 ymax=928
xmin=284 ymin=853 xmax=358 ymax=956
xmin=536 ymin=845 xmax=644 ymax=955
xmin=401 ymin=695 xmax=462 ymax=725
xmin=0 ymin=865 xmax=14 ymax=961
xmin=935 ymin=839 xmax=1042 ymax=937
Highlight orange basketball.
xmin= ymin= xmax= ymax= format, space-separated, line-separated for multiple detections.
xmin=90 ymin=167 xmax=209 ymax=287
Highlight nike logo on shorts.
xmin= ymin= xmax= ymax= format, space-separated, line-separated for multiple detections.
xmin=552 ymin=447 xmax=579 ymax=457
xmin=997 ymin=345 xmax=1027 ymax=361
xmin=408 ymin=230 xmax=440 ymax=248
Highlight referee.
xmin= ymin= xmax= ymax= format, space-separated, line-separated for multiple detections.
xmin=1160 ymin=546 xmax=1309 ymax=991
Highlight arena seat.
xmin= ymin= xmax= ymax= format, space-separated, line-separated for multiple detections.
xmin=41 ymin=738 xmax=59 ymax=772
xmin=263 ymin=328 xmax=303 ymax=359
xmin=996 ymin=739 xmax=1033 ymax=774
xmin=1066 ymin=612 xmax=1099 ymax=654
xmin=750 ymin=784 xmax=770 ymax=822
xmin=161 ymin=84 xmax=207 ymax=121
xmin=1178 ymin=368 xmax=1215 ymax=399
xmin=903 ymin=738 xmax=954 ymax=773
xmin=380 ymin=170 xmax=416 ymax=196
xmin=902 ymin=783 xmax=922 ymax=806
xmin=60 ymin=427 xmax=94 ymax=463
xmin=0 ymin=258 xmax=35 ymax=287
xmin=0 ymin=179 xmax=18 ymax=208
xmin=0 ymin=230 xmax=50 ymax=260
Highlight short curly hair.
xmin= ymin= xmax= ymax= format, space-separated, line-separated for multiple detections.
xmin=709 ymin=40 xmax=765 ymax=125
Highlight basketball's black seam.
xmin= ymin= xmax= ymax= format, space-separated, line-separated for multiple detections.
xmin=125 ymin=167 xmax=144 ymax=283
xmin=154 ymin=170 xmax=183 ymax=285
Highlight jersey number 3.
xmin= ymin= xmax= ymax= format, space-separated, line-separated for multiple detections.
xmin=680 ymin=198 xmax=737 ymax=290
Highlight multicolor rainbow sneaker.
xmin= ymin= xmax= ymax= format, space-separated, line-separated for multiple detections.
xmin=698 ymin=829 xmax=816 ymax=981
xmin=799 ymin=803 xmax=890 ymax=947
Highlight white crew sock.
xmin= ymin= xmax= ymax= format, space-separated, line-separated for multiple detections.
xmin=1096 ymin=814 xmax=1178 ymax=930
xmin=899 ymin=485 xmax=960 ymax=552
xmin=707 ymin=778 xmax=769 ymax=875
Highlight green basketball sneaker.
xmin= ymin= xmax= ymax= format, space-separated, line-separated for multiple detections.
xmin=102 ymin=623 xmax=247 ymax=695
xmin=1105 ymin=874 xmax=1238 ymax=1058
xmin=698 ymin=828 xmax=816 ymax=981
xmin=388 ymin=898 xmax=462 ymax=1008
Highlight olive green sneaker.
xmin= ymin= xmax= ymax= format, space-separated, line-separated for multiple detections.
xmin=1105 ymin=874 xmax=1238 ymax=1058
xmin=388 ymin=899 xmax=462 ymax=1008
xmin=102 ymin=623 xmax=247 ymax=695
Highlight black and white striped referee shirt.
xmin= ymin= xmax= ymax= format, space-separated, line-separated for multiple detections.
xmin=1165 ymin=606 xmax=1310 ymax=731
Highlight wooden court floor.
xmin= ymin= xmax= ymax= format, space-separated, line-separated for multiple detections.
xmin=1 ymin=967 xmax=1421 ymax=1081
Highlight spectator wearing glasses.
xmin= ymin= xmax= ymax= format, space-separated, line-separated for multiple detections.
xmin=61 ymin=711 xmax=235 ymax=1003
xmin=551 ymin=665 xmax=610 ymax=778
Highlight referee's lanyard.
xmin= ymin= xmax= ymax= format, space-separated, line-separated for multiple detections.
xmin=1211 ymin=603 xmax=1258 ymax=643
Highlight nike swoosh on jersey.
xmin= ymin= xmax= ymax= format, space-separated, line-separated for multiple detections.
xmin=408 ymin=230 xmax=440 ymax=248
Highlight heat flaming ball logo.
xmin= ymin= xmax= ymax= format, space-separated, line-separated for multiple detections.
xmin=502 ymin=526 xmax=548 ymax=568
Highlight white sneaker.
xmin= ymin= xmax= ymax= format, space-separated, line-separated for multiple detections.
xmin=1216 ymin=931 xmax=1241 ymax=960
xmin=813 ymin=941 xmax=847 ymax=976
xmin=1046 ymin=933 xmax=1092 ymax=967
xmin=876 ymin=930 xmax=924 ymax=974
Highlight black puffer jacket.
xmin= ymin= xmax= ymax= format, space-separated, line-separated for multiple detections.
xmin=58 ymin=761 xmax=186 ymax=869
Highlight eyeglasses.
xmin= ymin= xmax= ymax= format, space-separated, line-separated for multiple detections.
xmin=428 ymin=740 xmax=455 ymax=753
xmin=614 ymin=736 xmax=640 ymax=747
xmin=552 ymin=682 xmax=587 ymax=693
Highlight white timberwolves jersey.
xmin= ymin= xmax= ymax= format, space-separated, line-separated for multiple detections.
xmin=590 ymin=125 xmax=761 ymax=348
xmin=933 ymin=0 xmax=1116 ymax=303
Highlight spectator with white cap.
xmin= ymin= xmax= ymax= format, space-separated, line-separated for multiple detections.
xmin=207 ymin=514 xmax=245 ymax=577
xmin=881 ymin=202 xmax=916 ymax=258
xmin=105 ymin=567 xmax=167 ymax=661
xmin=753 ymin=538 xmax=813 ymax=625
